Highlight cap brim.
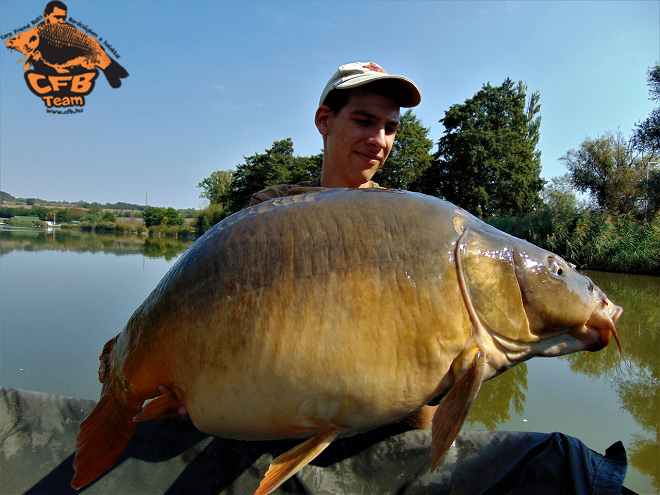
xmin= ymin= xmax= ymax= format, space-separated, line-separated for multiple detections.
xmin=322 ymin=73 xmax=422 ymax=108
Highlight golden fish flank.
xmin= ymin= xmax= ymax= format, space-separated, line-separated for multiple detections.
xmin=5 ymin=23 xmax=128 ymax=88
xmin=70 ymin=188 xmax=623 ymax=495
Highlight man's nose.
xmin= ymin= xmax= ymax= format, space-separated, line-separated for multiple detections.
xmin=367 ymin=127 xmax=387 ymax=149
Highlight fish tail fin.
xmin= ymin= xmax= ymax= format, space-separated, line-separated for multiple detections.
xmin=72 ymin=335 xmax=141 ymax=489
xmin=102 ymin=59 xmax=129 ymax=88
xmin=71 ymin=386 xmax=141 ymax=489
xmin=254 ymin=430 xmax=340 ymax=495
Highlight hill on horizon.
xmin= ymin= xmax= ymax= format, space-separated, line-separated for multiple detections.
xmin=0 ymin=191 xmax=183 ymax=212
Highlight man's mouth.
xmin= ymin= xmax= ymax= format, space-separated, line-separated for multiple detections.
xmin=355 ymin=151 xmax=381 ymax=164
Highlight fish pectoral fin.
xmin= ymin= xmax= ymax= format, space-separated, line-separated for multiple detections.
xmin=430 ymin=349 xmax=486 ymax=471
xmin=133 ymin=391 xmax=182 ymax=422
xmin=254 ymin=430 xmax=340 ymax=495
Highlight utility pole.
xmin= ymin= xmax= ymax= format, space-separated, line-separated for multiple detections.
xmin=145 ymin=189 xmax=148 ymax=207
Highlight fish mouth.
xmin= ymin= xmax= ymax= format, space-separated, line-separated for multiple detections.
xmin=576 ymin=297 xmax=623 ymax=354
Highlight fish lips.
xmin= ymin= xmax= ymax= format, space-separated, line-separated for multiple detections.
xmin=571 ymin=297 xmax=623 ymax=354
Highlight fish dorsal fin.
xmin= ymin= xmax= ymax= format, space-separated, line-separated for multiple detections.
xmin=254 ymin=430 xmax=340 ymax=495
xmin=430 ymin=349 xmax=486 ymax=470
xmin=457 ymin=227 xmax=535 ymax=343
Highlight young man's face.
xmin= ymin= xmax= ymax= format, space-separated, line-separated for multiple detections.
xmin=45 ymin=7 xmax=67 ymax=24
xmin=316 ymin=87 xmax=400 ymax=188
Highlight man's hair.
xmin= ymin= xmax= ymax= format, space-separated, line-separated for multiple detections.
xmin=44 ymin=1 xmax=67 ymax=15
xmin=323 ymin=79 xmax=403 ymax=116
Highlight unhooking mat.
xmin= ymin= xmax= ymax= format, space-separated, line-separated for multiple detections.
xmin=0 ymin=387 xmax=629 ymax=495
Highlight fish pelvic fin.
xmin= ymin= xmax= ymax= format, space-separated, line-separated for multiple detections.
xmin=404 ymin=404 xmax=437 ymax=430
xmin=18 ymin=55 xmax=32 ymax=70
xmin=71 ymin=387 xmax=142 ymax=489
xmin=430 ymin=348 xmax=486 ymax=471
xmin=133 ymin=391 xmax=182 ymax=421
xmin=254 ymin=430 xmax=340 ymax=495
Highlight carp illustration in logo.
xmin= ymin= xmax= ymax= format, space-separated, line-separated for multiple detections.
xmin=5 ymin=2 xmax=128 ymax=110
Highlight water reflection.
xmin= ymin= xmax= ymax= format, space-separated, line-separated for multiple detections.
xmin=0 ymin=228 xmax=195 ymax=260
xmin=468 ymin=362 xmax=528 ymax=430
xmin=573 ymin=271 xmax=659 ymax=493
xmin=464 ymin=270 xmax=659 ymax=492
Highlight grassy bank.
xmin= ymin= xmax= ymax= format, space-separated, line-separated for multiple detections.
xmin=488 ymin=210 xmax=660 ymax=275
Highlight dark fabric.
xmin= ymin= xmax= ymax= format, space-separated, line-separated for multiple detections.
xmin=0 ymin=387 xmax=629 ymax=494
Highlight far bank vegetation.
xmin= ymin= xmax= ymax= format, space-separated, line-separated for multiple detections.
xmin=0 ymin=199 xmax=197 ymax=238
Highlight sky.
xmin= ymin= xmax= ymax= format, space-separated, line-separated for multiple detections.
xmin=1 ymin=0 xmax=658 ymax=210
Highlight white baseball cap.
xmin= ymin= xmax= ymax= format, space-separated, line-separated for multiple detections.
xmin=319 ymin=62 xmax=422 ymax=108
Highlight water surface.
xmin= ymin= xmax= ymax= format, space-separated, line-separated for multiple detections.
xmin=1 ymin=229 xmax=657 ymax=493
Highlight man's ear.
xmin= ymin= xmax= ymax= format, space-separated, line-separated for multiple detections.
xmin=315 ymin=105 xmax=332 ymax=137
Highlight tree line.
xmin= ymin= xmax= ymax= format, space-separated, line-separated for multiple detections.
xmin=196 ymin=66 xmax=658 ymax=274
xmin=198 ymin=66 xmax=659 ymax=224
xmin=197 ymin=78 xmax=546 ymax=222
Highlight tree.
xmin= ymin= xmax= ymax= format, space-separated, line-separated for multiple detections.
xmin=198 ymin=169 xmax=233 ymax=205
xmin=540 ymin=174 xmax=580 ymax=216
xmin=560 ymin=131 xmax=646 ymax=217
xmin=373 ymin=109 xmax=433 ymax=190
xmin=631 ymin=63 xmax=660 ymax=155
xmin=222 ymin=138 xmax=322 ymax=214
xmin=648 ymin=168 xmax=660 ymax=218
xmin=101 ymin=211 xmax=116 ymax=222
xmin=417 ymin=78 xmax=544 ymax=218
xmin=143 ymin=206 xmax=184 ymax=227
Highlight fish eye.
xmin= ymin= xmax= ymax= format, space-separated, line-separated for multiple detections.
xmin=547 ymin=257 xmax=566 ymax=278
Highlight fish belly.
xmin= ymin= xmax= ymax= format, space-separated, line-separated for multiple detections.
xmin=171 ymin=264 xmax=469 ymax=440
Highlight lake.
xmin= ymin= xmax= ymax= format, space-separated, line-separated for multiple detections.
xmin=1 ymin=228 xmax=657 ymax=494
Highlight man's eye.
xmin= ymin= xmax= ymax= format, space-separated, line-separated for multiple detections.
xmin=355 ymin=119 xmax=371 ymax=127
xmin=386 ymin=126 xmax=397 ymax=135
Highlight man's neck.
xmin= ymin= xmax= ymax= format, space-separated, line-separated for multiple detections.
xmin=320 ymin=169 xmax=372 ymax=189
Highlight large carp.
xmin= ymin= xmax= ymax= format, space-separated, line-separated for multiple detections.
xmin=71 ymin=188 xmax=622 ymax=494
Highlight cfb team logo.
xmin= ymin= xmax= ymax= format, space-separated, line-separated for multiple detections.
xmin=3 ymin=1 xmax=128 ymax=112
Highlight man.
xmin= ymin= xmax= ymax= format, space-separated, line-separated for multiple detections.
xmin=43 ymin=1 xmax=68 ymax=24
xmin=250 ymin=62 xmax=436 ymax=431
xmin=250 ymin=62 xmax=422 ymax=205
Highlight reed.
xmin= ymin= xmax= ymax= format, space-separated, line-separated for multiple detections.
xmin=147 ymin=224 xmax=196 ymax=238
xmin=489 ymin=211 xmax=660 ymax=275
xmin=78 ymin=221 xmax=146 ymax=234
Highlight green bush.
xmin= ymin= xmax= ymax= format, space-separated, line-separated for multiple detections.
xmin=194 ymin=203 xmax=230 ymax=235
xmin=101 ymin=211 xmax=116 ymax=222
